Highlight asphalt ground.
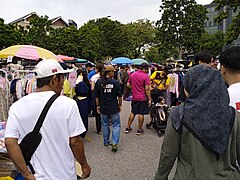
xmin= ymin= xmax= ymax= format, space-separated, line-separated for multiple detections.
xmin=82 ymin=100 xmax=176 ymax=180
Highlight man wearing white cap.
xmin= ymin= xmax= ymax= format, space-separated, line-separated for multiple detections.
xmin=5 ymin=59 xmax=91 ymax=179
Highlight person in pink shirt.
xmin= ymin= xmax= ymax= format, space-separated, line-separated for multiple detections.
xmin=125 ymin=63 xmax=151 ymax=135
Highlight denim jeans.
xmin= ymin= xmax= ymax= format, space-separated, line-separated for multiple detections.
xmin=100 ymin=113 xmax=121 ymax=145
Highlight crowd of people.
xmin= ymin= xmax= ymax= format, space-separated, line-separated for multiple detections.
xmin=2 ymin=46 xmax=240 ymax=179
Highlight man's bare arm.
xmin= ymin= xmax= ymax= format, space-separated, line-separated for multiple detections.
xmin=145 ymin=85 xmax=152 ymax=106
xmin=5 ymin=138 xmax=35 ymax=180
xmin=70 ymin=136 xmax=91 ymax=178
xmin=127 ymin=82 xmax=131 ymax=89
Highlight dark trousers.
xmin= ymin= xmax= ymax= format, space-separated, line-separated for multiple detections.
xmin=123 ymin=83 xmax=131 ymax=99
xmin=92 ymin=92 xmax=101 ymax=133
xmin=76 ymin=98 xmax=89 ymax=138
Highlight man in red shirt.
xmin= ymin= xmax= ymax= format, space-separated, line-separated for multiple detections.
xmin=125 ymin=63 xmax=151 ymax=135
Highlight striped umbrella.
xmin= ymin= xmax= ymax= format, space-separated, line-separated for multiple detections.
xmin=0 ymin=45 xmax=60 ymax=61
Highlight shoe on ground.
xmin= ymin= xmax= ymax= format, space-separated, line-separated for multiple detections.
xmin=112 ymin=144 xmax=117 ymax=152
xmin=104 ymin=143 xmax=110 ymax=147
xmin=125 ymin=127 xmax=132 ymax=134
xmin=136 ymin=129 xmax=144 ymax=135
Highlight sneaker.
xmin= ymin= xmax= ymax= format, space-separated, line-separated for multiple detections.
xmin=125 ymin=127 xmax=132 ymax=134
xmin=104 ymin=143 xmax=110 ymax=147
xmin=112 ymin=144 xmax=118 ymax=152
xmin=136 ymin=129 xmax=144 ymax=135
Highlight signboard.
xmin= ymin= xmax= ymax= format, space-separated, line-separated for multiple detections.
xmin=68 ymin=71 xmax=77 ymax=88
xmin=7 ymin=56 xmax=13 ymax=63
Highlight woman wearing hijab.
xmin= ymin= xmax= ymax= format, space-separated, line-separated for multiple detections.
xmin=154 ymin=65 xmax=240 ymax=180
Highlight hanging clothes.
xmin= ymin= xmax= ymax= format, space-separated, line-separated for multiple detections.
xmin=167 ymin=73 xmax=179 ymax=97
xmin=0 ymin=75 xmax=10 ymax=122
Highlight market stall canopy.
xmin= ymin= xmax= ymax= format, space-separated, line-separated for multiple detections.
xmin=57 ymin=54 xmax=74 ymax=61
xmin=131 ymin=58 xmax=148 ymax=65
xmin=111 ymin=57 xmax=132 ymax=65
xmin=64 ymin=58 xmax=88 ymax=63
xmin=0 ymin=45 xmax=60 ymax=61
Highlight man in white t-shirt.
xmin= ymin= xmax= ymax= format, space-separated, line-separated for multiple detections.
xmin=5 ymin=59 xmax=91 ymax=180
xmin=219 ymin=46 xmax=240 ymax=111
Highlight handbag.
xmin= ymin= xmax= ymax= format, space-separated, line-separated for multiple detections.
xmin=19 ymin=94 xmax=59 ymax=174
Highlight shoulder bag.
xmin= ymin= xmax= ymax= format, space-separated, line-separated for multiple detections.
xmin=19 ymin=94 xmax=59 ymax=174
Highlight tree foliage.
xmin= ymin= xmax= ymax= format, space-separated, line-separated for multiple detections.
xmin=200 ymin=31 xmax=224 ymax=56
xmin=25 ymin=16 xmax=53 ymax=49
xmin=78 ymin=20 xmax=102 ymax=61
xmin=0 ymin=18 xmax=24 ymax=50
xmin=124 ymin=19 xmax=156 ymax=58
xmin=213 ymin=0 xmax=240 ymax=44
xmin=48 ymin=26 xmax=81 ymax=57
xmin=78 ymin=18 xmax=129 ymax=61
xmin=157 ymin=0 xmax=207 ymax=59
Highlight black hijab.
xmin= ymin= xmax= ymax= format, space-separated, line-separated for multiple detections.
xmin=171 ymin=65 xmax=234 ymax=156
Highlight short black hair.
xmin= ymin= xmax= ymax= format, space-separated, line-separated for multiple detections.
xmin=158 ymin=97 xmax=164 ymax=102
xmin=37 ymin=76 xmax=52 ymax=88
xmin=194 ymin=50 xmax=212 ymax=64
xmin=85 ymin=62 xmax=94 ymax=68
xmin=219 ymin=46 xmax=240 ymax=72
xmin=36 ymin=74 xmax=62 ymax=88
xmin=139 ymin=62 xmax=149 ymax=70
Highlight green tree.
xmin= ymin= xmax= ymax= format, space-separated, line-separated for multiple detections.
xmin=200 ymin=31 xmax=224 ymax=57
xmin=95 ymin=18 xmax=128 ymax=59
xmin=157 ymin=0 xmax=207 ymax=59
xmin=144 ymin=46 xmax=167 ymax=63
xmin=78 ymin=19 xmax=103 ymax=61
xmin=78 ymin=18 xmax=128 ymax=62
xmin=48 ymin=26 xmax=81 ymax=57
xmin=25 ymin=16 xmax=53 ymax=49
xmin=0 ymin=18 xmax=24 ymax=50
xmin=124 ymin=19 xmax=156 ymax=58
xmin=213 ymin=0 xmax=240 ymax=44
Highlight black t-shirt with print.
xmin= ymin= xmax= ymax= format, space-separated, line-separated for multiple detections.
xmin=94 ymin=78 xmax=122 ymax=115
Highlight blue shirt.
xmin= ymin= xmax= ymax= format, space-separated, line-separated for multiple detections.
xmin=88 ymin=70 xmax=96 ymax=80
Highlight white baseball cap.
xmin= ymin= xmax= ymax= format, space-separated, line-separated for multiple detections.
xmin=34 ymin=59 xmax=72 ymax=79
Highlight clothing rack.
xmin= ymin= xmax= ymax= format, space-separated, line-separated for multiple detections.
xmin=169 ymin=68 xmax=188 ymax=73
xmin=11 ymin=68 xmax=34 ymax=79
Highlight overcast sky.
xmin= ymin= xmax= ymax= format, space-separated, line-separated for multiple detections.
xmin=1 ymin=0 xmax=213 ymax=27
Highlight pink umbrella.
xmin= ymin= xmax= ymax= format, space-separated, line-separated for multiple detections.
xmin=57 ymin=54 xmax=75 ymax=61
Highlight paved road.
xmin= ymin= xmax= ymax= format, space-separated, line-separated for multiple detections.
xmin=83 ymin=100 xmax=176 ymax=180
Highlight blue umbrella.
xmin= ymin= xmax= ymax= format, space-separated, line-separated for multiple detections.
xmin=132 ymin=58 xmax=148 ymax=65
xmin=111 ymin=57 xmax=132 ymax=65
